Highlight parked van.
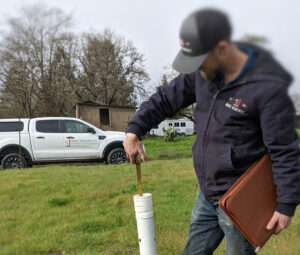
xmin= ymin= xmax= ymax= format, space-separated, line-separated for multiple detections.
xmin=150 ymin=119 xmax=194 ymax=137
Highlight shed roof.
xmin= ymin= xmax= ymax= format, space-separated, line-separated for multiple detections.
xmin=77 ymin=101 xmax=136 ymax=109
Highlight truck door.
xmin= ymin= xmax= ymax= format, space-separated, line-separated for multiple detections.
xmin=62 ymin=119 xmax=100 ymax=159
xmin=32 ymin=119 xmax=65 ymax=160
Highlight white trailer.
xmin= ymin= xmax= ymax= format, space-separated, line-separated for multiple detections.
xmin=149 ymin=119 xmax=194 ymax=137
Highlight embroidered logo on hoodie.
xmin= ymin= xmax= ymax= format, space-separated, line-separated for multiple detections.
xmin=225 ymin=97 xmax=247 ymax=114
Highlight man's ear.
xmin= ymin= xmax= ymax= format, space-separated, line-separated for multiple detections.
xmin=215 ymin=40 xmax=229 ymax=55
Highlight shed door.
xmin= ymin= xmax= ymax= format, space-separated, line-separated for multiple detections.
xmin=99 ymin=108 xmax=110 ymax=126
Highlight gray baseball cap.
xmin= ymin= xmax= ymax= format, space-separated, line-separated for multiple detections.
xmin=172 ymin=9 xmax=232 ymax=74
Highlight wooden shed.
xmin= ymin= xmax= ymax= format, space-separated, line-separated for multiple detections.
xmin=75 ymin=101 xmax=136 ymax=132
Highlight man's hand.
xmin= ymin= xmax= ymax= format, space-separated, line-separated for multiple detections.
xmin=123 ymin=133 xmax=148 ymax=164
xmin=266 ymin=211 xmax=292 ymax=234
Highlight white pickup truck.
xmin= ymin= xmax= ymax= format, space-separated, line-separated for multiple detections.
xmin=0 ymin=117 xmax=127 ymax=169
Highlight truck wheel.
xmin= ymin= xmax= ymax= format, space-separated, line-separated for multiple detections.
xmin=1 ymin=153 xmax=27 ymax=170
xmin=107 ymin=148 xmax=127 ymax=164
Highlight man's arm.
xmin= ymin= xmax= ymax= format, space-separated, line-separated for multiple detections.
xmin=124 ymin=73 xmax=196 ymax=163
xmin=259 ymin=83 xmax=300 ymax=233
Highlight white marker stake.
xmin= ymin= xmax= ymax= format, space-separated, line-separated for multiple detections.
xmin=133 ymin=193 xmax=157 ymax=255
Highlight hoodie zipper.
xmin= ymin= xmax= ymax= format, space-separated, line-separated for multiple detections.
xmin=201 ymin=81 xmax=248 ymax=196
xmin=213 ymin=81 xmax=248 ymax=99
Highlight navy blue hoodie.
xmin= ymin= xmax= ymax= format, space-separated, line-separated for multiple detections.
xmin=127 ymin=42 xmax=300 ymax=216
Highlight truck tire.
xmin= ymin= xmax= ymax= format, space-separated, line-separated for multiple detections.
xmin=1 ymin=153 xmax=27 ymax=170
xmin=107 ymin=148 xmax=127 ymax=164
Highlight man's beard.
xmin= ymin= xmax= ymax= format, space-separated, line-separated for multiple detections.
xmin=199 ymin=69 xmax=220 ymax=82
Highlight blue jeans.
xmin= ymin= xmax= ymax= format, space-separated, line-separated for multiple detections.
xmin=183 ymin=191 xmax=256 ymax=255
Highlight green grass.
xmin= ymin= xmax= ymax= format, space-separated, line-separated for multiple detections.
xmin=0 ymin=159 xmax=299 ymax=255
xmin=142 ymin=128 xmax=300 ymax=160
xmin=142 ymin=135 xmax=195 ymax=160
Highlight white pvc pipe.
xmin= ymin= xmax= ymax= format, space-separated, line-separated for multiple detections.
xmin=133 ymin=193 xmax=157 ymax=255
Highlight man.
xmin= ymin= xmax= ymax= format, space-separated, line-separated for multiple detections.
xmin=123 ymin=8 xmax=300 ymax=254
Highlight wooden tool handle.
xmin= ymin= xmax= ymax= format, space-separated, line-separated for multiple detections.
xmin=136 ymin=162 xmax=143 ymax=196
xmin=135 ymin=145 xmax=145 ymax=196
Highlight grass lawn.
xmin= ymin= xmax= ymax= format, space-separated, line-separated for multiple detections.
xmin=142 ymin=135 xmax=195 ymax=160
xmin=142 ymin=128 xmax=300 ymax=160
xmin=0 ymin=158 xmax=299 ymax=255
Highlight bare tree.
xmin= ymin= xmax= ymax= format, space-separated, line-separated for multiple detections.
xmin=0 ymin=5 xmax=150 ymax=118
xmin=0 ymin=4 xmax=75 ymax=117
xmin=290 ymin=93 xmax=300 ymax=115
xmin=240 ymin=34 xmax=269 ymax=45
xmin=77 ymin=30 xmax=149 ymax=106
xmin=157 ymin=65 xmax=196 ymax=123
xmin=240 ymin=34 xmax=273 ymax=55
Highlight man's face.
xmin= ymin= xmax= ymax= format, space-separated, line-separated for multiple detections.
xmin=199 ymin=41 xmax=230 ymax=81
xmin=199 ymin=67 xmax=218 ymax=82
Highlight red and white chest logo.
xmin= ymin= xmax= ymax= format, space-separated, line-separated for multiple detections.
xmin=226 ymin=97 xmax=247 ymax=114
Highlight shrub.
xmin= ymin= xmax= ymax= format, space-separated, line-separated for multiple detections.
xmin=162 ymin=126 xmax=176 ymax=142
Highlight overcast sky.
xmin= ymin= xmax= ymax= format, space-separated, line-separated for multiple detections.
xmin=0 ymin=0 xmax=299 ymax=94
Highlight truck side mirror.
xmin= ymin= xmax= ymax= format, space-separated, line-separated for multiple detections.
xmin=87 ymin=127 xmax=96 ymax=134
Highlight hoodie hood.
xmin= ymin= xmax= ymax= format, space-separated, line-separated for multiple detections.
xmin=236 ymin=41 xmax=293 ymax=86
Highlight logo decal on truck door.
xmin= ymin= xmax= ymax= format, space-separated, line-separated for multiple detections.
xmin=66 ymin=139 xmax=71 ymax=147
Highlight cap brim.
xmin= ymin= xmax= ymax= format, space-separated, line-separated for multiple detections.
xmin=172 ymin=51 xmax=209 ymax=74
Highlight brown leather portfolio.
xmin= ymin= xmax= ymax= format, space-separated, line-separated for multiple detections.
xmin=219 ymin=154 xmax=278 ymax=251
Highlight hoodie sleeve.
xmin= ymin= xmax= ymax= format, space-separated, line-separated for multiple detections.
xmin=126 ymin=73 xmax=196 ymax=139
xmin=259 ymin=83 xmax=300 ymax=216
